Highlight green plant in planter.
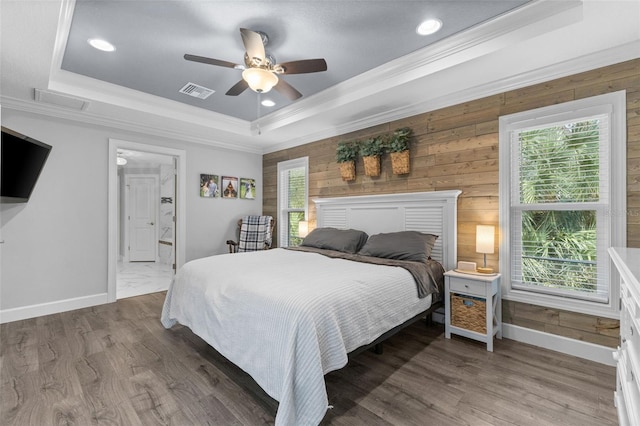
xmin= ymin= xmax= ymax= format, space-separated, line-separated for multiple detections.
xmin=359 ymin=136 xmax=386 ymax=157
xmin=387 ymin=127 xmax=413 ymax=175
xmin=336 ymin=141 xmax=359 ymax=163
xmin=336 ymin=140 xmax=359 ymax=181
xmin=359 ymin=136 xmax=385 ymax=177
xmin=386 ymin=127 xmax=412 ymax=153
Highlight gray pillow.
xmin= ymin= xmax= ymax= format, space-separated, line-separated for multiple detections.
xmin=358 ymin=231 xmax=438 ymax=262
xmin=301 ymin=227 xmax=369 ymax=253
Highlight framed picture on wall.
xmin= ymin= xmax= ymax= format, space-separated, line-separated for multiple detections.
xmin=221 ymin=176 xmax=239 ymax=198
xmin=239 ymin=178 xmax=256 ymax=200
xmin=200 ymin=174 xmax=219 ymax=198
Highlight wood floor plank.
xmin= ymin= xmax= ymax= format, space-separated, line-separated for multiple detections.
xmin=1 ymin=372 xmax=46 ymax=425
xmin=1 ymin=319 xmax=40 ymax=381
xmin=184 ymin=352 xmax=275 ymax=425
xmin=60 ymin=310 xmax=105 ymax=359
xmin=0 ymin=292 xmax=617 ymax=425
xmin=128 ymin=369 xmax=196 ymax=425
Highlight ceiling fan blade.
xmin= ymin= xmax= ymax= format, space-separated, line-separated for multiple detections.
xmin=276 ymin=59 xmax=327 ymax=74
xmin=240 ymin=28 xmax=266 ymax=64
xmin=274 ymin=79 xmax=302 ymax=101
xmin=226 ymin=79 xmax=249 ymax=96
xmin=184 ymin=54 xmax=240 ymax=69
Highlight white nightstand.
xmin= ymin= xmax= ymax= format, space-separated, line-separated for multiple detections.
xmin=444 ymin=270 xmax=502 ymax=352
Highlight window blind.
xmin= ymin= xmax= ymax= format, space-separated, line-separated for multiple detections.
xmin=509 ymin=113 xmax=610 ymax=302
xmin=277 ymin=157 xmax=308 ymax=247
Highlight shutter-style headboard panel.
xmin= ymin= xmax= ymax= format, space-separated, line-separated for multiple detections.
xmin=313 ymin=190 xmax=461 ymax=271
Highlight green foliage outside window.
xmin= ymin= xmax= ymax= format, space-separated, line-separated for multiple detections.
xmin=518 ymin=120 xmax=600 ymax=294
xmin=287 ymin=167 xmax=306 ymax=246
xmin=287 ymin=168 xmax=306 ymax=209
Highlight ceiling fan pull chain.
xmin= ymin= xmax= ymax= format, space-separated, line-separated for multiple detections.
xmin=257 ymin=93 xmax=262 ymax=135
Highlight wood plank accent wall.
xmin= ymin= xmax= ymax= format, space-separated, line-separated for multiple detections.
xmin=263 ymin=58 xmax=640 ymax=348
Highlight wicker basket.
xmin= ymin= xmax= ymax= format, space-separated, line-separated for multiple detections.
xmin=451 ymin=293 xmax=486 ymax=334
xmin=363 ymin=155 xmax=381 ymax=177
xmin=339 ymin=161 xmax=356 ymax=181
xmin=390 ymin=150 xmax=410 ymax=175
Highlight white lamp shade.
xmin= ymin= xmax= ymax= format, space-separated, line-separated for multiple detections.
xmin=242 ymin=68 xmax=279 ymax=93
xmin=298 ymin=221 xmax=309 ymax=238
xmin=476 ymin=225 xmax=495 ymax=254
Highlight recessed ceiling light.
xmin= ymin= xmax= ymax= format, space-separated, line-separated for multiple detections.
xmin=416 ymin=19 xmax=443 ymax=36
xmin=88 ymin=38 xmax=116 ymax=52
xmin=261 ymin=99 xmax=276 ymax=107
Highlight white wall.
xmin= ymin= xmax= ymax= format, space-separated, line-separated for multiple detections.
xmin=0 ymin=109 xmax=263 ymax=317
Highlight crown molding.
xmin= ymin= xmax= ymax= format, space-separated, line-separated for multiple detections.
xmin=263 ymin=41 xmax=640 ymax=154
xmin=257 ymin=0 xmax=582 ymax=134
xmin=5 ymin=37 xmax=637 ymax=157
xmin=50 ymin=0 xmax=253 ymax=138
xmin=48 ymin=70 xmax=252 ymax=135
xmin=45 ymin=0 xmax=582 ymax=146
xmin=1 ymin=96 xmax=264 ymax=154
xmin=8 ymin=0 xmax=638 ymax=156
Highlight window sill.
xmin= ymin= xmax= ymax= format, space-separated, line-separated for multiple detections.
xmin=502 ymin=287 xmax=619 ymax=320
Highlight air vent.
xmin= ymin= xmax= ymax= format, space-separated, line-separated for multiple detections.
xmin=179 ymin=82 xmax=214 ymax=99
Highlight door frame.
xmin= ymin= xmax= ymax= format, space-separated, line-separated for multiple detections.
xmin=108 ymin=139 xmax=186 ymax=303
xmin=124 ymin=174 xmax=159 ymax=263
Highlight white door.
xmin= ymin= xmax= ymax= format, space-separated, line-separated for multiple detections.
xmin=127 ymin=176 xmax=158 ymax=261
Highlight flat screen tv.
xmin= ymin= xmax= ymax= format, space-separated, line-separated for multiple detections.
xmin=1 ymin=126 xmax=52 ymax=203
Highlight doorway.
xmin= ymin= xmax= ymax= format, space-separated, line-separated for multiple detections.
xmin=108 ymin=139 xmax=186 ymax=302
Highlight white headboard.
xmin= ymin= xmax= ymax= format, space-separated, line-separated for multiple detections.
xmin=313 ymin=190 xmax=461 ymax=271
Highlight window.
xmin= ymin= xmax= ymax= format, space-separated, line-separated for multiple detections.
xmin=499 ymin=91 xmax=626 ymax=318
xmin=277 ymin=157 xmax=308 ymax=247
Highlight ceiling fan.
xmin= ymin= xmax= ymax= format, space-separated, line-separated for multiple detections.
xmin=184 ymin=28 xmax=327 ymax=101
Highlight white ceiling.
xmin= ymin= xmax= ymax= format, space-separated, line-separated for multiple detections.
xmin=1 ymin=0 xmax=639 ymax=155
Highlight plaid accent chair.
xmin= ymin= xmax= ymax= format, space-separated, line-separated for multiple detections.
xmin=226 ymin=215 xmax=275 ymax=253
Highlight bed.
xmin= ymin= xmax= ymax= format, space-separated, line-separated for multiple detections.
xmin=161 ymin=190 xmax=461 ymax=425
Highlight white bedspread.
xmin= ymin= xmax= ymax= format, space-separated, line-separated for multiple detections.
xmin=161 ymin=248 xmax=433 ymax=425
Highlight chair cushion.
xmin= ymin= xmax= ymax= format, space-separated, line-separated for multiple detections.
xmin=238 ymin=215 xmax=273 ymax=252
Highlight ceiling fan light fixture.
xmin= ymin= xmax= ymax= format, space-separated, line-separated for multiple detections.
xmin=416 ymin=18 xmax=442 ymax=36
xmin=242 ymin=68 xmax=278 ymax=93
xmin=117 ymin=156 xmax=127 ymax=166
xmin=261 ymin=99 xmax=276 ymax=107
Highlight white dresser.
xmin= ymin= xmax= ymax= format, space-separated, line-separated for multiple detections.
xmin=610 ymin=247 xmax=640 ymax=426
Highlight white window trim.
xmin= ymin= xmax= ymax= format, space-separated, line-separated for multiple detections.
xmin=277 ymin=156 xmax=309 ymax=248
xmin=499 ymin=91 xmax=626 ymax=319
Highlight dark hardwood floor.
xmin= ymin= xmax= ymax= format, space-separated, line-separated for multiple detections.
xmin=1 ymin=292 xmax=617 ymax=425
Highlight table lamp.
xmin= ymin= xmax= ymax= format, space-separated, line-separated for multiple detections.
xmin=476 ymin=225 xmax=495 ymax=274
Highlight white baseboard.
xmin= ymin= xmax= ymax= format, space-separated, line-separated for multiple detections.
xmin=502 ymin=323 xmax=615 ymax=366
xmin=0 ymin=293 xmax=109 ymax=324
xmin=432 ymin=311 xmax=615 ymax=366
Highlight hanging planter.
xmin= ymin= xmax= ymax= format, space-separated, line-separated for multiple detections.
xmin=339 ymin=161 xmax=356 ymax=181
xmin=360 ymin=136 xmax=385 ymax=177
xmin=390 ymin=150 xmax=410 ymax=175
xmin=363 ymin=156 xmax=380 ymax=177
xmin=386 ymin=127 xmax=412 ymax=175
xmin=336 ymin=141 xmax=358 ymax=182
